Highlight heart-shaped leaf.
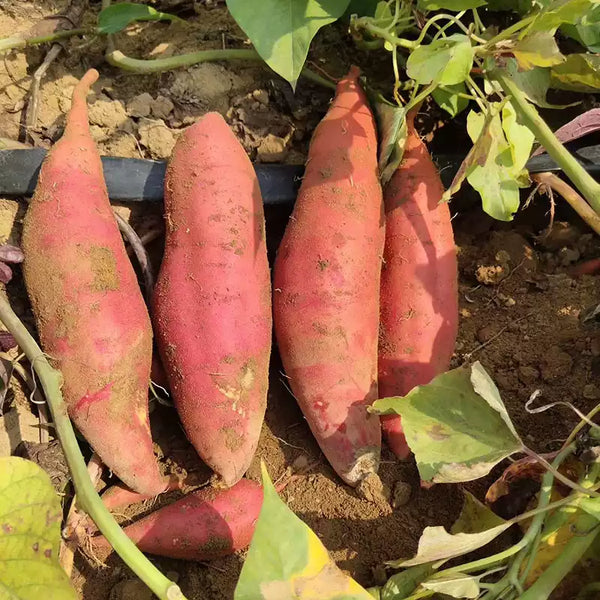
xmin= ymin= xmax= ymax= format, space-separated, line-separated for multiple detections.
xmin=371 ymin=362 xmax=523 ymax=483
xmin=406 ymin=34 xmax=474 ymax=86
xmin=226 ymin=0 xmax=350 ymax=90
xmin=235 ymin=463 xmax=372 ymax=599
xmin=97 ymin=2 xmax=181 ymax=34
xmin=0 ymin=457 xmax=77 ymax=599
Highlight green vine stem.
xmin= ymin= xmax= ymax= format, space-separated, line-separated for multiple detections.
xmin=105 ymin=48 xmax=336 ymax=89
xmin=1 ymin=29 xmax=336 ymax=91
xmin=437 ymin=444 xmax=575 ymax=584
xmin=0 ymin=295 xmax=187 ymax=600
xmin=0 ymin=29 xmax=89 ymax=52
xmin=519 ymin=512 xmax=599 ymax=600
xmin=494 ymin=70 xmax=600 ymax=215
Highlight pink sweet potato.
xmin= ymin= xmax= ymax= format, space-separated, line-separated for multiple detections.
xmin=94 ymin=479 xmax=263 ymax=561
xmin=272 ymin=67 xmax=384 ymax=487
xmin=378 ymin=110 xmax=458 ymax=459
xmin=22 ymin=70 xmax=164 ymax=495
xmin=153 ymin=113 xmax=271 ymax=487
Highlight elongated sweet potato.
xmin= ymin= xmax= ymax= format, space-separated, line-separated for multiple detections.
xmin=22 ymin=70 xmax=164 ymax=494
xmin=378 ymin=110 xmax=458 ymax=459
xmin=273 ymin=67 xmax=384 ymax=486
xmin=153 ymin=112 xmax=271 ymax=486
xmin=94 ymin=479 xmax=263 ymax=561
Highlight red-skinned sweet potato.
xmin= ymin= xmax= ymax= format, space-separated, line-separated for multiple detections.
xmin=378 ymin=110 xmax=458 ymax=459
xmin=22 ymin=70 xmax=164 ymax=494
xmin=272 ymin=67 xmax=384 ymax=487
xmin=153 ymin=113 xmax=271 ymax=487
xmin=94 ymin=479 xmax=263 ymax=561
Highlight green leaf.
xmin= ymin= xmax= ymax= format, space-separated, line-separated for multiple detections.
xmin=371 ymin=362 xmax=523 ymax=483
xmin=442 ymin=109 xmax=495 ymax=201
xmin=501 ymin=101 xmax=535 ymax=187
xmin=406 ymin=34 xmax=474 ymax=86
xmin=390 ymin=522 xmax=511 ymax=567
xmin=235 ymin=462 xmax=372 ymax=600
xmin=529 ymin=0 xmax=597 ymax=32
xmin=346 ymin=0 xmax=380 ymax=17
xmin=432 ymin=83 xmax=470 ymax=117
xmin=422 ymin=573 xmax=480 ymax=598
xmin=418 ymin=0 xmax=486 ymax=10
xmin=551 ymin=54 xmax=600 ymax=92
xmin=578 ymin=497 xmax=600 ymax=521
xmin=226 ymin=0 xmax=350 ymax=90
xmin=0 ymin=457 xmax=77 ymax=600
xmin=381 ymin=564 xmax=435 ymax=599
xmin=97 ymin=2 xmax=181 ymax=34
xmin=465 ymin=104 xmax=532 ymax=221
xmin=512 ymin=32 xmax=565 ymax=70
xmin=561 ymin=6 xmax=600 ymax=52
xmin=451 ymin=491 xmax=507 ymax=535
xmin=374 ymin=100 xmax=407 ymax=185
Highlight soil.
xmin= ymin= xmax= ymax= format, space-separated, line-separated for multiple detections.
xmin=1 ymin=1 xmax=599 ymax=599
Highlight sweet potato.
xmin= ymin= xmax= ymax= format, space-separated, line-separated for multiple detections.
xmin=272 ymin=67 xmax=384 ymax=487
xmin=153 ymin=112 xmax=271 ymax=486
xmin=94 ymin=479 xmax=263 ymax=561
xmin=378 ymin=110 xmax=458 ymax=459
xmin=22 ymin=70 xmax=164 ymax=494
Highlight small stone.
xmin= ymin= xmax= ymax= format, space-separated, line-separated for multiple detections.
xmin=166 ymin=571 xmax=180 ymax=583
xmin=477 ymin=325 xmax=497 ymax=344
xmin=292 ymin=454 xmax=309 ymax=471
xmin=126 ymin=93 xmax=153 ymax=118
xmin=558 ymin=246 xmax=580 ymax=266
xmin=137 ymin=118 xmax=176 ymax=159
xmin=583 ymin=383 xmax=600 ymax=400
xmin=540 ymin=346 xmax=573 ymax=382
xmin=372 ymin=564 xmax=388 ymax=586
xmin=475 ymin=264 xmax=507 ymax=285
xmin=356 ymin=473 xmax=392 ymax=514
xmin=252 ymin=89 xmax=269 ymax=105
xmin=256 ymin=134 xmax=288 ymax=163
xmin=497 ymin=293 xmax=516 ymax=307
xmin=392 ymin=480 xmax=412 ymax=508
xmin=537 ymin=221 xmax=580 ymax=250
xmin=151 ymin=95 xmax=175 ymax=120
xmin=88 ymin=94 xmax=128 ymax=129
xmin=518 ymin=365 xmax=539 ymax=385
xmin=89 ymin=125 xmax=107 ymax=142
xmin=495 ymin=250 xmax=511 ymax=264
xmin=110 ymin=579 xmax=153 ymax=600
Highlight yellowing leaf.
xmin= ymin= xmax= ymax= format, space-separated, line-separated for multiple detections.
xmin=520 ymin=504 xmax=580 ymax=586
xmin=371 ymin=362 xmax=522 ymax=483
xmin=512 ymin=33 xmax=565 ymax=70
xmin=390 ymin=523 xmax=510 ymax=567
xmin=551 ymin=54 xmax=600 ymax=92
xmin=422 ymin=573 xmax=480 ymax=598
xmin=0 ymin=457 xmax=77 ymax=600
xmin=451 ymin=491 xmax=506 ymax=535
xmin=235 ymin=463 xmax=372 ymax=600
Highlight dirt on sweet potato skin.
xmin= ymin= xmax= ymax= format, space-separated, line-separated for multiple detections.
xmin=1 ymin=1 xmax=600 ymax=599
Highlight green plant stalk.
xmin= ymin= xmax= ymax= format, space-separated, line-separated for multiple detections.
xmin=437 ymin=445 xmax=575 ymax=583
xmin=494 ymin=70 xmax=600 ymax=215
xmin=519 ymin=462 xmax=600 ymax=586
xmin=0 ymin=296 xmax=186 ymax=600
xmin=518 ymin=512 xmax=599 ymax=600
xmin=0 ymin=28 xmax=89 ymax=52
xmin=351 ymin=17 xmax=417 ymax=49
xmin=105 ymin=48 xmax=336 ymax=89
